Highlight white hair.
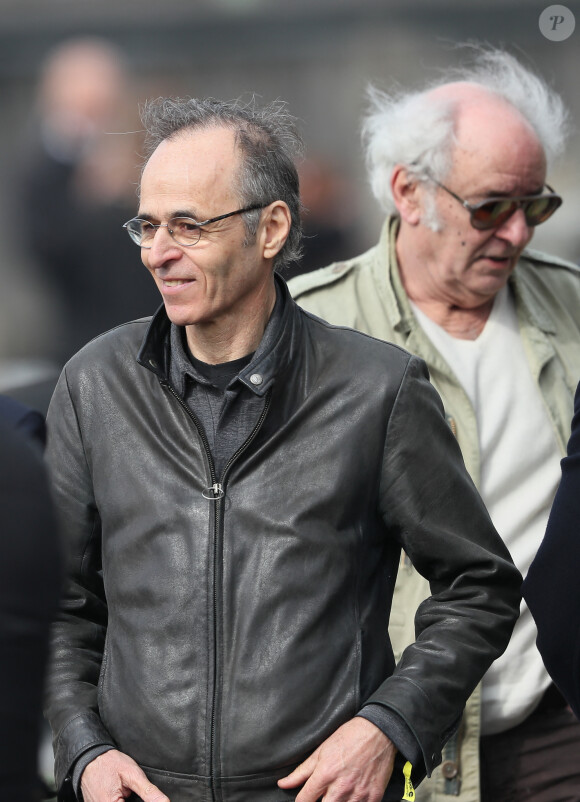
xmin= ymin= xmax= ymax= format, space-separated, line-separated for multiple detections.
xmin=362 ymin=46 xmax=571 ymax=217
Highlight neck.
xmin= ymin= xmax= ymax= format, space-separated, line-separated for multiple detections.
xmin=409 ymin=299 xmax=494 ymax=339
xmin=185 ymin=281 xmax=277 ymax=364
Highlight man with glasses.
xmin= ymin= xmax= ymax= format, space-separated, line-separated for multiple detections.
xmin=44 ymin=96 xmax=521 ymax=802
xmin=290 ymin=47 xmax=580 ymax=802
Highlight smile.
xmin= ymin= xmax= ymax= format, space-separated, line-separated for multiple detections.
xmin=162 ymin=279 xmax=193 ymax=287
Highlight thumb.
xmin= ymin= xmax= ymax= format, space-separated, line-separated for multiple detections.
xmin=277 ymin=750 xmax=319 ymax=789
xmin=124 ymin=768 xmax=170 ymax=802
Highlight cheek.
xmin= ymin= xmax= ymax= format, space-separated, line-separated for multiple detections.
xmin=438 ymin=212 xmax=474 ymax=249
xmin=469 ymin=230 xmax=493 ymax=250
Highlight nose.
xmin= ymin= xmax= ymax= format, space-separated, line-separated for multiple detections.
xmin=495 ymin=207 xmax=533 ymax=248
xmin=143 ymin=225 xmax=182 ymax=270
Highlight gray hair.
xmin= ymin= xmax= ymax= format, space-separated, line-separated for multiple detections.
xmin=140 ymin=96 xmax=304 ymax=271
xmin=362 ymin=46 xmax=571 ymax=217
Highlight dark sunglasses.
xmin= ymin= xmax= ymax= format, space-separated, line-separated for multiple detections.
xmin=430 ymin=177 xmax=562 ymax=231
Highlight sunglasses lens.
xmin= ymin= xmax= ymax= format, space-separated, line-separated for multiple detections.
xmin=471 ymin=200 xmax=516 ymax=230
xmin=471 ymin=194 xmax=563 ymax=230
xmin=524 ymin=195 xmax=562 ymax=226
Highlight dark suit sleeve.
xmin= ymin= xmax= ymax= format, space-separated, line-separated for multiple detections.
xmin=524 ymin=380 xmax=580 ymax=718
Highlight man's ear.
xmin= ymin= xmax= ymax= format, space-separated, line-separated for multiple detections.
xmin=391 ymin=166 xmax=424 ymax=226
xmin=261 ymin=201 xmax=292 ymax=260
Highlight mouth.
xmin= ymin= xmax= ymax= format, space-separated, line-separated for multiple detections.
xmin=162 ymin=279 xmax=194 ymax=287
xmin=479 ymin=254 xmax=514 ymax=267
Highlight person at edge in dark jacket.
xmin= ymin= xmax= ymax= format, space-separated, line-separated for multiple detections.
xmin=0 ymin=417 xmax=62 ymax=802
xmin=44 ymin=95 xmax=521 ymax=802
xmin=524 ymin=379 xmax=580 ymax=720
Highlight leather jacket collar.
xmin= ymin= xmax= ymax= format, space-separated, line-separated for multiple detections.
xmin=136 ymin=274 xmax=298 ymax=399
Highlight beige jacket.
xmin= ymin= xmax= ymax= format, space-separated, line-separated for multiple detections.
xmin=289 ymin=217 xmax=580 ymax=801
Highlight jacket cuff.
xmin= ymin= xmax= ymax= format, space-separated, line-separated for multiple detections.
xmin=357 ymin=703 xmax=422 ymax=767
xmin=72 ymin=745 xmax=116 ymax=799
xmin=364 ymin=674 xmax=448 ymax=777
xmin=54 ymin=710 xmax=115 ymax=793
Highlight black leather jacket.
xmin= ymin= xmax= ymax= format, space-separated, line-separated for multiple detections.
xmin=45 ymin=282 xmax=521 ymax=802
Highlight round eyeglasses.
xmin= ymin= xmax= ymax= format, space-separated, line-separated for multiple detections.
xmin=123 ymin=205 xmax=265 ymax=248
xmin=429 ymin=177 xmax=562 ymax=231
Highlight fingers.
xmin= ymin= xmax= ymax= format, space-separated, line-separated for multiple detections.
xmin=277 ymin=746 xmax=353 ymax=802
xmin=279 ymin=718 xmax=396 ymax=802
xmin=80 ymin=749 xmax=170 ymax=802
xmin=129 ymin=775 xmax=170 ymax=802
xmin=292 ymin=770 xmax=327 ymax=802
xmin=277 ymin=749 xmax=319 ymax=789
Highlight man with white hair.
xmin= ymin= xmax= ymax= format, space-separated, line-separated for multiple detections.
xmin=290 ymin=48 xmax=580 ymax=801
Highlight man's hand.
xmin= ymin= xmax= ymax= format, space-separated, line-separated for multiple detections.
xmin=80 ymin=749 xmax=170 ymax=802
xmin=277 ymin=717 xmax=397 ymax=802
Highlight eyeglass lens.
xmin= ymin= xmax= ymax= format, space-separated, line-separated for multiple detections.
xmin=126 ymin=218 xmax=203 ymax=247
xmin=471 ymin=195 xmax=562 ymax=230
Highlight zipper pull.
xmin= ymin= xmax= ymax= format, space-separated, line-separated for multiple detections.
xmin=402 ymin=761 xmax=415 ymax=801
xmin=202 ymin=483 xmax=224 ymax=500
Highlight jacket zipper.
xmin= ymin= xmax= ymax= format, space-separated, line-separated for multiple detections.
xmin=161 ymin=379 xmax=272 ymax=800
xmin=207 ymin=389 xmax=272 ymax=801
xmin=161 ymin=380 xmax=218 ymax=487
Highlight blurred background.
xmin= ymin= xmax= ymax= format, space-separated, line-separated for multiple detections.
xmin=0 ymin=0 xmax=578 ymax=401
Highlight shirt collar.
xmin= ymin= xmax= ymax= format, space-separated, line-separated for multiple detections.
xmin=169 ymin=278 xmax=286 ymax=398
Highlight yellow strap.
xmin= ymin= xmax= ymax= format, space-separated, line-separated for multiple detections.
xmin=402 ymin=761 xmax=415 ymax=801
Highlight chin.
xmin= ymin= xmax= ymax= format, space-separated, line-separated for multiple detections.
xmin=162 ymin=303 xmax=202 ymax=327
xmin=478 ymin=261 xmax=514 ymax=284
xmin=474 ymin=280 xmax=510 ymax=302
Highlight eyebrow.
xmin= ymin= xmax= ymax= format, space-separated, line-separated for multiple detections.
xmin=135 ymin=209 xmax=205 ymax=222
